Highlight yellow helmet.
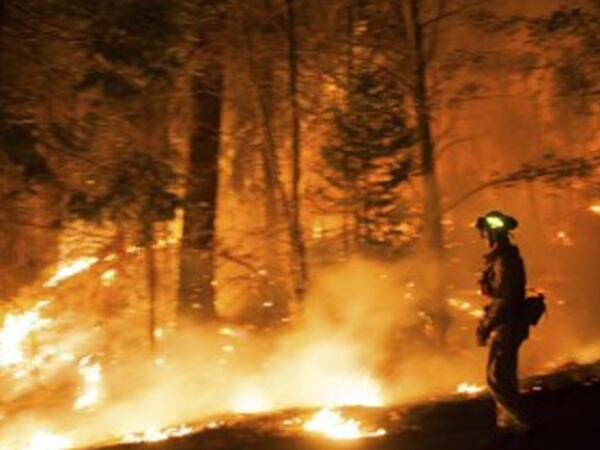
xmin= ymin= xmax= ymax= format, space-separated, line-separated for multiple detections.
xmin=475 ymin=211 xmax=518 ymax=233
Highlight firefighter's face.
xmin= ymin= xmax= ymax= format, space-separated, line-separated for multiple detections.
xmin=483 ymin=228 xmax=495 ymax=247
xmin=482 ymin=228 xmax=509 ymax=247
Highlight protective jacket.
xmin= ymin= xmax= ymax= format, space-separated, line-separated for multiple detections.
xmin=478 ymin=241 xmax=531 ymax=429
xmin=478 ymin=242 xmax=528 ymax=339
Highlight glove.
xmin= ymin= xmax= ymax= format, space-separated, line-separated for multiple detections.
xmin=476 ymin=323 xmax=489 ymax=347
xmin=479 ymin=278 xmax=491 ymax=297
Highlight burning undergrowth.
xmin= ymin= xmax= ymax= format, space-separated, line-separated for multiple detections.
xmin=0 ymin=251 xmax=596 ymax=449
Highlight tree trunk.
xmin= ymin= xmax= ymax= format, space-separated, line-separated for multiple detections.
xmin=408 ymin=0 xmax=449 ymax=345
xmin=285 ymin=0 xmax=308 ymax=307
xmin=0 ymin=0 xmax=6 ymax=44
xmin=243 ymin=13 xmax=303 ymax=318
xmin=257 ymin=5 xmax=282 ymax=312
xmin=145 ymin=239 xmax=157 ymax=350
xmin=241 ymin=12 xmax=288 ymax=320
xmin=409 ymin=0 xmax=444 ymax=257
xmin=178 ymin=67 xmax=223 ymax=321
xmin=345 ymin=0 xmax=359 ymax=252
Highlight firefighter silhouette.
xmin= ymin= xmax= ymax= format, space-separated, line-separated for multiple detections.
xmin=476 ymin=211 xmax=531 ymax=431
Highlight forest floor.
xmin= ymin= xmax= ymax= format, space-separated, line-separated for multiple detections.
xmin=92 ymin=361 xmax=600 ymax=450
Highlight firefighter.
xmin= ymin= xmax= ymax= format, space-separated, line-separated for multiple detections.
xmin=475 ymin=211 xmax=531 ymax=432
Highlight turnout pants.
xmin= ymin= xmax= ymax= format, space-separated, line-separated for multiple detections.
xmin=486 ymin=328 xmax=527 ymax=428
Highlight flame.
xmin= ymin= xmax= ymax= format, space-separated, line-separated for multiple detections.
xmin=447 ymin=298 xmax=484 ymax=319
xmin=589 ymin=203 xmax=600 ymax=215
xmin=326 ymin=375 xmax=384 ymax=407
xmin=74 ymin=356 xmax=103 ymax=410
xmin=312 ymin=220 xmax=324 ymax=239
xmin=555 ymin=230 xmax=574 ymax=246
xmin=218 ymin=327 xmax=238 ymax=337
xmin=232 ymin=387 xmax=271 ymax=413
xmin=0 ymin=301 xmax=52 ymax=371
xmin=154 ymin=327 xmax=166 ymax=340
xmin=121 ymin=425 xmax=194 ymax=443
xmin=456 ymin=382 xmax=485 ymax=395
xmin=23 ymin=432 xmax=72 ymax=450
xmin=100 ymin=269 xmax=117 ymax=286
xmin=303 ymin=409 xmax=386 ymax=440
xmin=44 ymin=257 xmax=99 ymax=287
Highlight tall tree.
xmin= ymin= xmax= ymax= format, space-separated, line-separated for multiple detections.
xmin=239 ymin=2 xmax=289 ymax=319
xmin=178 ymin=2 xmax=227 ymax=320
xmin=285 ymin=0 xmax=308 ymax=306
xmin=322 ymin=64 xmax=415 ymax=251
xmin=178 ymin=66 xmax=223 ymax=320
xmin=403 ymin=0 xmax=449 ymax=342
xmin=405 ymin=0 xmax=444 ymax=257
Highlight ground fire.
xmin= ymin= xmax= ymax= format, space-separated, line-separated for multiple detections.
xmin=1 ymin=1 xmax=600 ymax=449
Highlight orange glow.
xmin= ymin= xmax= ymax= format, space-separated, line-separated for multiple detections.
xmin=100 ymin=269 xmax=117 ymax=286
xmin=456 ymin=382 xmax=485 ymax=395
xmin=121 ymin=425 xmax=194 ymax=443
xmin=74 ymin=356 xmax=103 ymax=410
xmin=0 ymin=301 xmax=52 ymax=371
xmin=324 ymin=375 xmax=384 ymax=407
xmin=44 ymin=257 xmax=99 ymax=287
xmin=23 ymin=432 xmax=72 ymax=450
xmin=231 ymin=387 xmax=271 ymax=413
xmin=303 ymin=409 xmax=386 ymax=440
xmin=555 ymin=230 xmax=574 ymax=246
xmin=312 ymin=220 xmax=324 ymax=239
xmin=589 ymin=204 xmax=600 ymax=215
xmin=447 ymin=298 xmax=483 ymax=318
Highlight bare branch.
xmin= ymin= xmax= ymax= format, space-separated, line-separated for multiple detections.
xmin=436 ymin=134 xmax=484 ymax=161
xmin=444 ymin=151 xmax=600 ymax=212
xmin=421 ymin=0 xmax=489 ymax=29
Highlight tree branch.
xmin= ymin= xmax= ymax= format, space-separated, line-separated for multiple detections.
xmin=421 ymin=0 xmax=489 ymax=29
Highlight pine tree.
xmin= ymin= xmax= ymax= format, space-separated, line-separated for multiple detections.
xmin=323 ymin=64 xmax=415 ymax=251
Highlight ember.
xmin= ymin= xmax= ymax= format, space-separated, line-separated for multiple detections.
xmin=100 ymin=269 xmax=117 ymax=286
xmin=447 ymin=298 xmax=484 ymax=319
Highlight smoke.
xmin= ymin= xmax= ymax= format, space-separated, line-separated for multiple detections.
xmin=0 ymin=254 xmax=472 ymax=446
xmin=2 ymin=238 xmax=600 ymax=448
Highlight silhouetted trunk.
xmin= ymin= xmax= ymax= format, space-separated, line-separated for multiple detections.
xmin=285 ymin=0 xmax=308 ymax=306
xmin=178 ymin=67 xmax=223 ymax=320
xmin=0 ymin=0 xmax=5 ymax=43
xmin=407 ymin=0 xmax=449 ymax=344
xmin=145 ymin=239 xmax=157 ymax=350
xmin=345 ymin=0 xmax=358 ymax=252
xmin=139 ymin=87 xmax=167 ymax=339
xmin=409 ymin=0 xmax=444 ymax=257
xmin=257 ymin=4 xmax=280 ymax=280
